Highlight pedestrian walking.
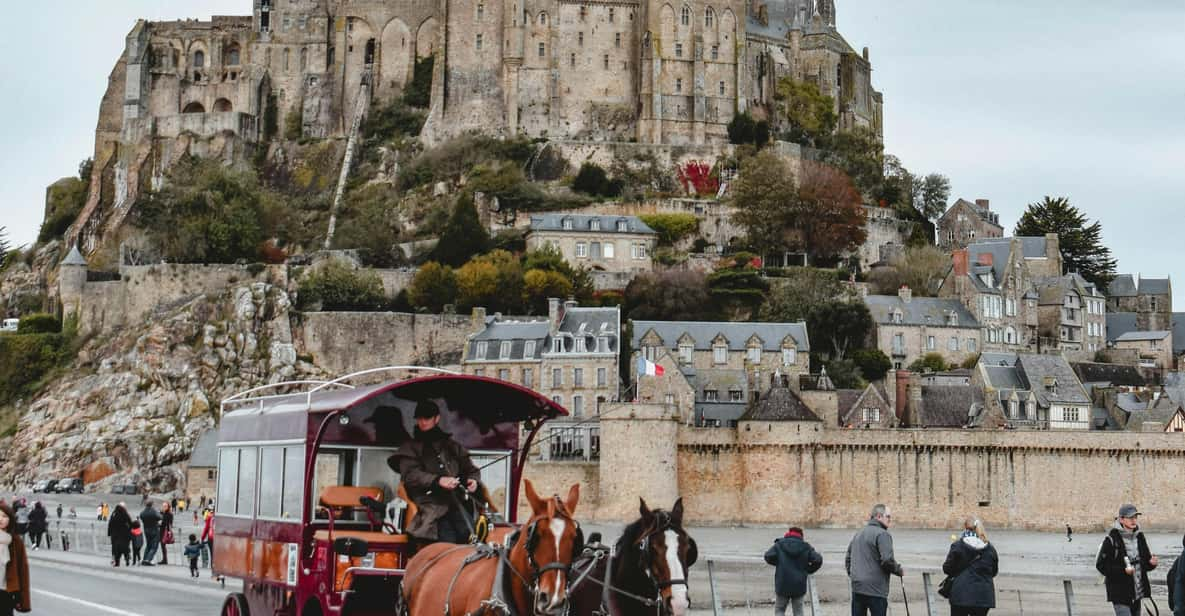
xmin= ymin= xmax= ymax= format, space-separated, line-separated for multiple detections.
xmin=1170 ymin=533 xmax=1184 ymax=616
xmin=158 ymin=501 xmax=174 ymax=565
xmin=54 ymin=504 xmax=61 ymax=520
xmin=100 ymin=502 xmax=109 ymax=521
xmin=942 ymin=518 xmax=998 ymax=616
xmin=130 ymin=520 xmax=144 ymax=565
xmin=25 ymin=504 xmax=46 ymax=551
xmin=184 ymin=534 xmax=202 ymax=578
xmin=193 ymin=508 xmax=200 ymax=526
xmin=139 ymin=500 xmax=162 ymax=566
xmin=106 ymin=504 xmax=132 ymax=567
xmin=1096 ymin=504 xmax=1158 ymax=616
xmin=1067 ymin=524 xmax=1073 ymax=542
xmin=764 ymin=526 xmax=822 ymax=616
xmin=846 ymin=504 xmax=904 ymax=616
xmin=11 ymin=503 xmax=27 ymax=542
xmin=67 ymin=507 xmax=76 ymax=519
xmin=95 ymin=503 xmax=103 ymax=521
xmin=201 ymin=508 xmax=215 ymax=567
xmin=0 ymin=503 xmax=31 ymax=614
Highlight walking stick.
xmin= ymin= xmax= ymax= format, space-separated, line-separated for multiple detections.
xmin=900 ymin=576 xmax=911 ymax=616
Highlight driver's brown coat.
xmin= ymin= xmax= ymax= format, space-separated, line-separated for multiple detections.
xmin=388 ymin=434 xmax=480 ymax=541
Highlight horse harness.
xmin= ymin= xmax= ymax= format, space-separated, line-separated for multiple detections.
xmin=569 ymin=513 xmax=689 ymax=616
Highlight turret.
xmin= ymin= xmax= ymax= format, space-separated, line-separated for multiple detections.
xmin=59 ymin=246 xmax=88 ymax=318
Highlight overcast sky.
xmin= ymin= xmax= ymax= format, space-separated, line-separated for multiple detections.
xmin=2 ymin=1 xmax=1183 ymax=304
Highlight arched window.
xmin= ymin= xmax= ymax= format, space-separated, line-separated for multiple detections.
xmin=213 ymin=98 xmax=233 ymax=112
xmin=182 ymin=101 xmax=205 ymax=114
xmin=705 ymin=7 xmax=714 ymax=27
xmin=681 ymin=6 xmax=690 ymax=26
xmin=224 ymin=44 xmax=241 ymax=66
xmin=299 ymin=47 xmax=308 ymax=71
xmin=1005 ymin=326 xmax=1017 ymax=345
xmin=193 ymin=50 xmax=205 ymax=68
xmin=477 ymin=3 xmax=485 ymax=19
xmin=579 ymin=5 xmax=586 ymax=20
xmin=538 ymin=12 xmax=548 ymax=25
xmin=284 ymin=48 xmax=291 ymax=71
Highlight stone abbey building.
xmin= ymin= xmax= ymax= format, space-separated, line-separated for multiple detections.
xmin=70 ymin=0 xmax=881 ymax=252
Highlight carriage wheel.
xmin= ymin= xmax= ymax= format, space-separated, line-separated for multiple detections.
xmin=220 ymin=593 xmax=250 ymax=616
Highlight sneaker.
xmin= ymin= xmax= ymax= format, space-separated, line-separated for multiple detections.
xmin=141 ymin=562 xmax=154 ymax=567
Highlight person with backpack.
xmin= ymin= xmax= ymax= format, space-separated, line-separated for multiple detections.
xmin=1169 ymin=533 xmax=1184 ymax=616
xmin=764 ymin=527 xmax=823 ymax=616
xmin=1096 ymin=504 xmax=1158 ymax=616
xmin=942 ymin=518 xmax=999 ymax=616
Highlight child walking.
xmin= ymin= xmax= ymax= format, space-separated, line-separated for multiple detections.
xmin=130 ymin=520 xmax=144 ymax=565
xmin=184 ymin=534 xmax=202 ymax=578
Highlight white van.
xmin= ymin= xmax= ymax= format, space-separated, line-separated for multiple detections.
xmin=0 ymin=318 xmax=18 ymax=332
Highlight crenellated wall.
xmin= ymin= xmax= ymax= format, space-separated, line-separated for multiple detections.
xmin=524 ymin=408 xmax=1185 ymax=530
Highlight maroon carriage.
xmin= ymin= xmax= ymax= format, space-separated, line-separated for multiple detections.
xmin=213 ymin=368 xmax=567 ymax=616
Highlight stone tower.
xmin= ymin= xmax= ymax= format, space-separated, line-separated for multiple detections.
xmin=59 ymin=246 xmax=88 ymax=319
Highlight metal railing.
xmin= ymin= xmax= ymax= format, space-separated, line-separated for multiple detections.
xmin=539 ymin=423 xmax=600 ymax=461
xmin=27 ymin=518 xmax=211 ymax=565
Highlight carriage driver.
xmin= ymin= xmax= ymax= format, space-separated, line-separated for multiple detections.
xmin=388 ymin=400 xmax=482 ymax=546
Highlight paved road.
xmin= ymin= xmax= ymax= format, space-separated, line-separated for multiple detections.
xmin=29 ymin=559 xmax=226 ymax=615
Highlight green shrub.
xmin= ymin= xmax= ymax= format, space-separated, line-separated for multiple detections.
xmin=727 ymin=112 xmax=770 ymax=147
xmin=285 ymin=104 xmax=304 ymax=141
xmin=402 ymin=56 xmax=434 ymax=108
xmin=639 ymin=213 xmax=699 ymax=246
xmin=398 ymin=134 xmax=534 ymax=191
xmin=0 ymin=333 xmax=69 ymax=406
xmin=908 ymin=352 xmax=948 ymax=374
xmin=851 ymin=349 xmax=892 ymax=382
xmin=361 ymin=99 xmax=427 ymax=142
xmin=297 ymin=262 xmax=388 ymax=311
xmin=572 ymin=163 xmax=622 ymax=197
xmin=17 ymin=314 xmax=61 ymax=334
xmin=40 ymin=176 xmax=89 ymax=243
xmin=407 ymin=262 xmax=458 ymax=312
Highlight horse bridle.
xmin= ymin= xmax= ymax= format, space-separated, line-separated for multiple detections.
xmin=635 ymin=512 xmax=689 ymax=615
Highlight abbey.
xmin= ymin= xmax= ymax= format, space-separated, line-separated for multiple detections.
xmin=71 ymin=0 xmax=881 ymax=250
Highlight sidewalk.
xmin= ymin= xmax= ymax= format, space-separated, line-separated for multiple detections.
xmin=28 ymin=546 xmax=231 ymax=590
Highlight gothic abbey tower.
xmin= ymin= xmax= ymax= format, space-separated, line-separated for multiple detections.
xmin=68 ymin=0 xmax=881 ymax=252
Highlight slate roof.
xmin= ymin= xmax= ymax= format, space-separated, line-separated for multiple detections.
xmin=746 ymin=0 xmax=807 ymax=40
xmin=189 ymin=429 xmax=219 ymax=467
xmin=1138 ymin=278 xmax=1170 ymax=295
xmin=918 ymin=386 xmax=982 ymax=428
xmin=1114 ymin=330 xmax=1170 ymax=342
xmin=979 ymin=353 xmax=1090 ymax=408
xmin=1163 ymin=372 xmax=1185 ymax=407
xmin=864 ymin=295 xmax=979 ymax=328
xmin=1125 ymin=398 xmax=1183 ymax=431
xmin=1071 ymin=362 xmax=1147 ymax=388
xmin=740 ymin=384 xmax=821 ymax=422
xmin=1106 ymin=313 xmax=1139 ymax=343
xmin=61 ymin=245 xmax=87 ymax=266
xmin=964 ymin=237 xmax=1051 ymax=292
xmin=1172 ymin=314 xmax=1185 ymax=355
xmin=529 ymin=214 xmax=656 ymax=235
xmin=1108 ymin=275 xmax=1137 ymax=297
xmin=468 ymin=307 xmax=619 ymax=361
xmin=632 ymin=320 xmax=810 ymax=352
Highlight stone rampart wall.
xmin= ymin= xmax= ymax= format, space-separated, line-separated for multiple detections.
xmin=298 ymin=311 xmax=474 ymax=376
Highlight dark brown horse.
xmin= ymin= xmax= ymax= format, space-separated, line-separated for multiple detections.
xmin=568 ymin=498 xmax=698 ymax=616
xmin=401 ymin=479 xmax=583 ymax=616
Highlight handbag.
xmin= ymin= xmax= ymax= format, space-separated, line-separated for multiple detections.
xmin=163 ymin=528 xmax=175 ymax=545
xmin=939 ymin=547 xmax=982 ymax=599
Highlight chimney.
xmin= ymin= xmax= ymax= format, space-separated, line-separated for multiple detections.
xmin=908 ymin=373 xmax=923 ymax=426
xmin=548 ymin=298 xmax=562 ymax=333
xmin=975 ymin=199 xmax=990 ymax=210
xmin=977 ymin=252 xmax=994 ymax=267
xmin=895 ymin=370 xmax=911 ymax=425
xmin=470 ymin=306 xmax=487 ymax=331
xmin=862 ymin=46 xmax=869 ymax=61
xmin=952 ymin=249 xmax=969 ymax=277
xmin=1045 ymin=232 xmax=1061 ymax=273
xmin=898 ymin=285 xmax=912 ymax=303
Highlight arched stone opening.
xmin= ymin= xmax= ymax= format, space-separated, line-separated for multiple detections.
xmin=213 ymin=98 xmax=233 ymax=112
xmin=182 ymin=102 xmax=206 ymax=114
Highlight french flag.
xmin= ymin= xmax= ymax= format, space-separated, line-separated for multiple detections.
xmin=636 ymin=357 xmax=665 ymax=377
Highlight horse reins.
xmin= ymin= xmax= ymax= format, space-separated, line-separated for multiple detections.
xmin=569 ymin=513 xmax=691 ymax=616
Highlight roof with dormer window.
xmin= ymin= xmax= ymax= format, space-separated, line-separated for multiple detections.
xmin=529 ymin=214 xmax=656 ymax=235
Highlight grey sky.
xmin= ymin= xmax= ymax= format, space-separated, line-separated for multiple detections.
xmin=2 ymin=1 xmax=1183 ymax=304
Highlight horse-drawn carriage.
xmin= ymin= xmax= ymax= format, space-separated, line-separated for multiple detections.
xmin=214 ymin=367 xmax=696 ymax=616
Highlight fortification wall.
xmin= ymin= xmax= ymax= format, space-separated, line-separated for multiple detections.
xmin=298 ymin=311 xmax=474 ymax=375
xmin=529 ymin=419 xmax=1185 ymax=530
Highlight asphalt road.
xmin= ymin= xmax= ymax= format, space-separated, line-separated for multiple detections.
xmin=28 ymin=559 xmax=226 ymax=615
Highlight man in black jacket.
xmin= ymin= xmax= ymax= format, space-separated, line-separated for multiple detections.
xmin=139 ymin=500 xmax=163 ymax=566
xmin=764 ymin=527 xmax=822 ymax=616
xmin=389 ymin=400 xmax=481 ymax=545
xmin=1096 ymin=504 xmax=1158 ymax=616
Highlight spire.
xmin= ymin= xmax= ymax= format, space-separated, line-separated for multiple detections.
xmin=62 ymin=245 xmax=87 ymax=266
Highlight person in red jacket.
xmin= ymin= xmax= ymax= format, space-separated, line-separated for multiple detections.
xmin=200 ymin=509 xmax=215 ymax=567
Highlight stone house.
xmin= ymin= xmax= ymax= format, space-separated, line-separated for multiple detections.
xmin=1112 ymin=331 xmax=1173 ymax=372
xmin=632 ymin=320 xmax=810 ymax=426
xmin=526 ymin=214 xmax=657 ymax=291
xmin=888 ymin=370 xmax=985 ymax=429
xmin=939 ymin=236 xmax=1064 ymax=353
xmin=185 ymin=429 xmax=219 ymax=503
xmin=1033 ymin=273 xmax=1107 ymax=361
xmin=936 ymin=198 xmax=1004 ymax=251
xmin=738 ymin=379 xmax=821 ymax=425
xmin=864 ymin=286 xmax=981 ymax=370
xmin=974 ymin=352 xmax=1092 ymax=430
xmin=1107 ymin=275 xmax=1172 ymax=330
xmin=462 ymin=299 xmax=620 ymax=418
xmin=837 ymin=383 xmax=895 ymax=428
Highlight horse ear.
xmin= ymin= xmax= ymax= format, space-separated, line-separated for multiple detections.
xmin=639 ymin=497 xmax=652 ymax=520
xmin=524 ymin=479 xmax=545 ymax=514
xmin=671 ymin=497 xmax=684 ymax=526
xmin=564 ymin=483 xmax=580 ymax=515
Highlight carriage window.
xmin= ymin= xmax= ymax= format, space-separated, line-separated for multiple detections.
xmin=237 ymin=447 xmax=258 ymax=517
xmin=258 ymin=447 xmax=284 ymax=518
xmin=470 ymin=450 xmax=513 ymax=516
xmin=282 ymin=446 xmax=304 ymax=519
xmin=312 ymin=449 xmax=356 ymax=517
xmin=217 ymin=448 xmax=239 ymax=515
xmin=357 ymin=448 xmax=400 ymax=503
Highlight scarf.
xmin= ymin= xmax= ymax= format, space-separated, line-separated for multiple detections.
xmin=414 ymin=425 xmax=449 ymax=442
xmin=0 ymin=530 xmax=10 ymax=571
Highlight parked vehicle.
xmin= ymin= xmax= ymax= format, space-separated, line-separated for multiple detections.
xmin=111 ymin=484 xmax=137 ymax=495
xmin=0 ymin=318 xmax=18 ymax=333
xmin=55 ymin=478 xmax=83 ymax=493
xmin=32 ymin=479 xmax=58 ymax=493
xmin=213 ymin=367 xmax=568 ymax=616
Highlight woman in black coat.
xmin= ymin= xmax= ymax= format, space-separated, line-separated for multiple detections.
xmin=106 ymin=505 xmax=133 ymax=567
xmin=942 ymin=519 xmax=999 ymax=616
xmin=157 ymin=502 xmax=174 ymax=565
xmin=25 ymin=504 xmax=47 ymax=551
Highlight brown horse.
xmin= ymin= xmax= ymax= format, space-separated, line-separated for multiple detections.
xmin=402 ymin=480 xmax=583 ymax=616
xmin=568 ymin=498 xmax=698 ymax=616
